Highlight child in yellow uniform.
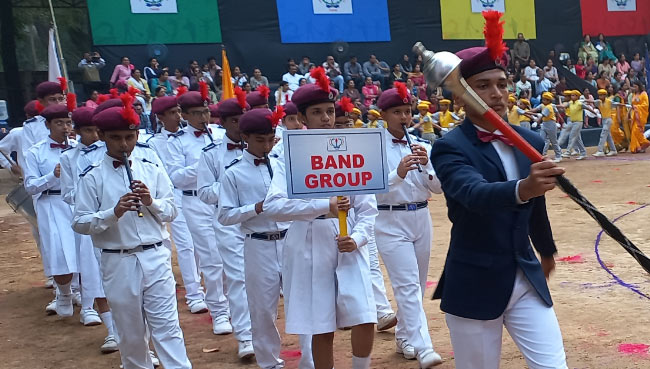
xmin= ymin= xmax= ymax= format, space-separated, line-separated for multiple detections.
xmin=413 ymin=101 xmax=439 ymax=143
xmin=593 ymin=89 xmax=618 ymax=157
xmin=507 ymin=95 xmax=520 ymax=126
xmin=432 ymin=99 xmax=460 ymax=135
xmin=517 ymin=99 xmax=532 ymax=129
xmin=367 ymin=109 xmax=384 ymax=128
xmin=351 ymin=108 xmax=365 ymax=128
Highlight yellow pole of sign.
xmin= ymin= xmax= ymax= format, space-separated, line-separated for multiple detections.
xmin=337 ymin=196 xmax=348 ymax=236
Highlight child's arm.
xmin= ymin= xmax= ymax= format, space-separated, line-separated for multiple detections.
xmin=347 ymin=194 xmax=379 ymax=249
xmin=60 ymin=152 xmax=76 ymax=205
xmin=23 ymin=149 xmax=58 ymax=196
xmin=166 ymin=136 xmax=198 ymax=189
xmin=197 ymin=149 xmax=221 ymax=205
xmin=217 ymin=169 xmax=260 ymax=226
xmin=72 ymin=170 xmax=118 ymax=235
xmin=141 ymin=166 xmax=177 ymax=223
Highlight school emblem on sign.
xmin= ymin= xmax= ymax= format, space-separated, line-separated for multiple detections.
xmin=130 ymin=0 xmax=178 ymax=14
xmin=327 ymin=136 xmax=347 ymax=152
xmin=144 ymin=0 xmax=163 ymax=7
xmin=470 ymin=0 xmax=505 ymax=13
xmin=313 ymin=0 xmax=353 ymax=14
xmin=607 ymin=0 xmax=636 ymax=11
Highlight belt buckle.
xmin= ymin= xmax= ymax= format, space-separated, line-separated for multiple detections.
xmin=407 ymin=203 xmax=417 ymax=211
xmin=269 ymin=233 xmax=280 ymax=241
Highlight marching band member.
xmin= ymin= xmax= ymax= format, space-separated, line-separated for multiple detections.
xmin=270 ymin=102 xmax=302 ymax=160
xmin=246 ymin=85 xmax=271 ymax=109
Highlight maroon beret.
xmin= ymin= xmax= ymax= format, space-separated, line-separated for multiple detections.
xmin=292 ymin=83 xmax=338 ymax=112
xmin=41 ymin=104 xmax=71 ymax=121
xmin=152 ymin=96 xmax=178 ymax=115
xmin=36 ymin=81 xmax=63 ymax=99
xmin=283 ymin=102 xmax=298 ymax=116
xmin=456 ymin=47 xmax=506 ymax=80
xmin=178 ymin=91 xmax=209 ymax=110
xmin=115 ymin=79 xmax=128 ymax=92
xmin=71 ymin=107 xmax=96 ymax=128
xmin=239 ymin=108 xmax=274 ymax=135
xmin=94 ymin=99 xmax=123 ymax=115
xmin=92 ymin=106 xmax=140 ymax=131
xmin=335 ymin=97 xmax=355 ymax=118
xmin=209 ymin=104 xmax=220 ymax=118
xmin=24 ymin=100 xmax=38 ymax=117
xmin=377 ymin=82 xmax=411 ymax=111
xmin=246 ymin=91 xmax=269 ymax=108
xmin=218 ymin=98 xmax=250 ymax=119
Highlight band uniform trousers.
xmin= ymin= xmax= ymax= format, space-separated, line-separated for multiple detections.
xmin=170 ymin=189 xmax=203 ymax=302
xmin=367 ymin=231 xmax=394 ymax=318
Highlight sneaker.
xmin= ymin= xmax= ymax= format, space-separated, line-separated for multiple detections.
xmin=150 ymin=351 xmax=160 ymax=367
xmin=418 ymin=349 xmax=443 ymax=368
xmin=377 ymin=313 xmax=398 ymax=331
xmin=606 ymin=151 xmax=618 ymax=157
xmin=212 ymin=315 xmax=233 ymax=335
xmin=237 ymin=340 xmax=255 ymax=360
xmin=576 ymin=155 xmax=587 ymax=160
xmin=552 ymin=157 xmax=562 ymax=163
xmin=44 ymin=277 xmax=54 ymax=289
xmin=570 ymin=150 xmax=579 ymax=156
xmin=561 ymin=151 xmax=571 ymax=158
xmin=100 ymin=335 xmax=119 ymax=354
xmin=80 ymin=308 xmax=102 ymax=326
xmin=396 ymin=338 xmax=416 ymax=360
xmin=55 ymin=294 xmax=74 ymax=317
xmin=45 ymin=299 xmax=57 ymax=315
xmin=188 ymin=299 xmax=208 ymax=314
xmin=72 ymin=292 xmax=82 ymax=306
xmin=592 ymin=151 xmax=605 ymax=157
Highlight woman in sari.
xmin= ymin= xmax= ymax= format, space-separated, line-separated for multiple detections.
xmin=595 ymin=34 xmax=617 ymax=63
xmin=578 ymin=35 xmax=599 ymax=63
xmin=612 ymin=87 xmax=631 ymax=151
xmin=628 ymin=82 xmax=650 ymax=153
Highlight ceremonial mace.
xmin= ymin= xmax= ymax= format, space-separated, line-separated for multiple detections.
xmin=413 ymin=42 xmax=650 ymax=273
xmin=401 ymin=124 xmax=423 ymax=172
xmin=122 ymin=152 xmax=144 ymax=218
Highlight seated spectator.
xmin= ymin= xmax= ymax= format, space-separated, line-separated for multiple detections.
xmin=169 ymin=68 xmax=190 ymax=90
xmin=78 ymin=51 xmax=105 ymax=100
xmin=389 ymin=63 xmax=406 ymax=85
xmin=110 ymin=56 xmax=133 ymax=87
xmin=408 ymin=64 xmax=428 ymax=100
xmin=282 ymin=64 xmax=303 ymax=91
xmin=543 ymin=59 xmax=559 ymax=84
xmin=564 ymin=58 xmax=576 ymax=74
xmin=133 ymin=99 xmax=153 ymax=134
xmin=344 ymin=56 xmax=364 ymax=88
xmin=378 ymin=59 xmax=391 ymax=80
xmin=150 ymin=70 xmax=173 ymax=96
xmin=322 ymin=55 xmax=345 ymax=92
xmin=363 ymin=54 xmax=386 ymax=88
xmin=516 ymin=73 xmax=532 ymax=99
xmin=575 ymin=58 xmax=586 ymax=79
xmin=578 ymin=35 xmax=599 ymax=63
xmin=342 ymin=79 xmax=362 ymax=103
xmin=616 ymin=54 xmax=631 ymax=77
xmin=612 ymin=71 xmax=625 ymax=91
xmin=242 ymin=81 xmax=252 ymax=94
xmin=630 ymin=53 xmax=644 ymax=73
xmin=232 ymin=66 xmax=248 ymax=87
xmin=507 ymin=74 xmax=516 ymax=94
xmin=201 ymin=64 xmax=215 ymax=84
xmin=299 ymin=78 xmax=307 ymax=87
xmin=598 ymin=58 xmax=616 ymax=80
xmin=524 ymin=59 xmax=540 ymax=82
xmin=85 ymin=90 xmax=99 ymax=109
xmin=511 ymin=33 xmax=530 ymax=68
xmin=507 ymin=59 xmax=522 ymax=76
xmin=627 ymin=68 xmax=641 ymax=87
xmin=596 ymin=71 xmax=611 ymax=90
xmin=127 ymin=69 xmax=151 ymax=97
xmin=595 ymin=33 xmax=617 ymax=63
xmin=298 ymin=56 xmax=314 ymax=76
xmin=361 ymin=76 xmax=380 ymax=108
xmin=185 ymin=60 xmax=200 ymax=78
xmin=153 ymin=86 xmax=167 ymax=98
xmin=585 ymin=56 xmax=599 ymax=76
xmin=275 ymin=81 xmax=293 ymax=105
xmin=585 ymin=71 xmax=597 ymax=87
xmin=249 ymin=68 xmax=269 ymax=90
xmin=532 ymin=69 xmax=553 ymax=106
xmin=143 ymin=57 xmax=161 ymax=85
xmin=556 ymin=76 xmax=567 ymax=96
xmin=400 ymin=54 xmax=413 ymax=73
xmin=206 ymin=56 xmax=221 ymax=81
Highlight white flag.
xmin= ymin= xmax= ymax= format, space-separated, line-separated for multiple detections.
xmin=312 ymin=0 xmax=353 ymax=14
xmin=48 ymin=28 xmax=62 ymax=82
xmin=471 ymin=0 xmax=505 ymax=13
xmin=130 ymin=0 xmax=177 ymax=14
xmin=607 ymin=0 xmax=636 ymax=11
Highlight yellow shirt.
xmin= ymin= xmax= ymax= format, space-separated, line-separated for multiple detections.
xmin=599 ymin=98 xmax=613 ymax=119
xmin=354 ymin=119 xmax=364 ymax=128
xmin=567 ymin=100 xmax=584 ymax=122
xmin=438 ymin=110 xmax=456 ymax=128
xmin=419 ymin=112 xmax=434 ymax=133
xmin=541 ymin=103 xmax=556 ymax=121
xmin=508 ymin=106 xmax=521 ymax=125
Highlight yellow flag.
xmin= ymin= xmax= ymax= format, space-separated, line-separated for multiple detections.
xmin=221 ymin=48 xmax=234 ymax=100
xmin=440 ymin=0 xmax=536 ymax=40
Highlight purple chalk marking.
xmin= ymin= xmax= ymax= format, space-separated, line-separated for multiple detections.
xmin=594 ymin=204 xmax=650 ymax=300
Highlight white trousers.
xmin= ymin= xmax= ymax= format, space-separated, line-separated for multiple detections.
xmin=36 ymin=195 xmax=78 ymax=276
xmin=170 ymin=190 xmax=203 ymax=302
xmin=77 ymin=233 xmax=104 ymax=300
xmin=375 ymin=208 xmax=433 ymax=354
xmin=446 ymin=269 xmax=567 ymax=369
xmin=214 ymin=218 xmax=252 ymax=341
xmin=182 ymin=195 xmax=229 ymax=319
xmin=367 ymin=232 xmax=393 ymax=317
xmin=101 ymin=246 xmax=192 ymax=369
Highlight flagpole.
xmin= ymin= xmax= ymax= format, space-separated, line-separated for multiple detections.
xmin=47 ymin=0 xmax=69 ymax=91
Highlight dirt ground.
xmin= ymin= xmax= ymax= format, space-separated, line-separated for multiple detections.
xmin=1 ymin=147 xmax=650 ymax=369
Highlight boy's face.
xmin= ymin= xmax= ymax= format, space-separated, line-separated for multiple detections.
xmin=182 ymin=106 xmax=210 ymax=130
xmin=417 ymin=107 xmax=428 ymax=115
xmin=334 ymin=116 xmax=354 ymax=129
xmin=242 ymin=132 xmax=276 ymax=157
xmin=99 ymin=129 xmax=139 ymax=158
xmin=299 ymin=102 xmax=335 ymax=129
xmin=222 ymin=115 xmax=242 ymax=140
xmin=381 ymin=105 xmax=412 ymax=130
xmin=76 ymin=126 xmax=99 ymax=146
xmin=46 ymin=117 xmax=73 ymax=141
xmin=599 ymin=94 xmax=607 ymax=101
xmin=542 ymin=97 xmax=551 ymax=105
xmin=283 ymin=114 xmax=302 ymax=130
xmin=159 ymin=107 xmax=182 ymax=129
xmin=507 ymin=101 xmax=514 ymax=109
xmin=40 ymin=93 xmax=65 ymax=108
xmin=439 ymin=103 xmax=450 ymax=111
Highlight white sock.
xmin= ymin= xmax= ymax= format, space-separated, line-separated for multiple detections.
xmin=81 ymin=296 xmax=94 ymax=310
xmin=57 ymin=281 xmax=72 ymax=296
xmin=352 ymin=355 xmax=371 ymax=369
xmin=100 ymin=311 xmax=115 ymax=337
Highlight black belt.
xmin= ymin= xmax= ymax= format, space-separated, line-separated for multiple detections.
xmin=316 ymin=214 xmax=337 ymax=220
xmin=249 ymin=230 xmax=287 ymax=241
xmin=377 ymin=201 xmax=428 ymax=211
xmin=102 ymin=242 xmax=162 ymax=254
xmin=42 ymin=190 xmax=61 ymax=195
xmin=182 ymin=190 xmax=198 ymax=196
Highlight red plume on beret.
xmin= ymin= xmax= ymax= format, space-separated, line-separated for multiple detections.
xmin=268 ymin=105 xmax=285 ymax=128
xmin=310 ymin=66 xmax=330 ymax=93
xmin=35 ymin=101 xmax=45 ymax=114
xmin=57 ymin=77 xmax=68 ymax=94
xmin=127 ymin=86 xmax=139 ymax=97
xmin=340 ymin=97 xmax=354 ymax=114
xmin=109 ymin=88 xmax=119 ymax=98
xmin=199 ymin=81 xmax=209 ymax=102
xmin=120 ymin=93 xmax=140 ymax=128
xmin=97 ymin=94 xmax=110 ymax=104
xmin=176 ymin=86 xmax=188 ymax=96
xmin=258 ymin=84 xmax=270 ymax=99
xmin=66 ymin=93 xmax=77 ymax=113
xmin=394 ymin=81 xmax=409 ymax=101
xmin=234 ymin=87 xmax=247 ymax=110
xmin=483 ymin=11 xmax=508 ymax=62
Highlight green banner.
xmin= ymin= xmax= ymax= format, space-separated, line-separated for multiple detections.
xmin=88 ymin=0 xmax=222 ymax=45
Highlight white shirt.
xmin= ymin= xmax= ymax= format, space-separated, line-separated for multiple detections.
xmin=263 ymin=157 xmax=377 ymax=249
xmin=217 ymin=150 xmax=290 ymax=234
xmin=20 ymin=115 xmax=49 ymax=167
xmin=60 ymin=141 xmax=91 ymax=205
xmin=0 ymin=127 xmax=23 ymax=169
xmin=275 ymin=89 xmax=294 ymax=105
xmin=269 ymin=138 xmax=285 ymax=163
xmin=147 ymin=127 xmax=180 ymax=174
xmin=197 ymin=134 xmax=244 ymax=205
xmin=524 ymin=66 xmax=540 ymax=82
xmin=24 ymin=137 xmax=76 ymax=195
xmin=282 ymin=72 xmax=304 ymax=91
xmin=77 ymin=140 xmax=164 ymax=174
xmin=375 ymin=131 xmax=441 ymax=206
xmin=72 ymin=153 xmax=177 ymax=250
xmin=167 ymin=124 xmax=223 ymax=191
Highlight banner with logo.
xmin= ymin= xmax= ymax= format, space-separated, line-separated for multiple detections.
xmin=283 ymin=128 xmax=389 ymax=199
xmin=607 ymin=0 xmax=636 ymax=11
xmin=130 ymin=0 xmax=177 ymax=14
xmin=313 ymin=0 xmax=353 ymax=14
xmin=440 ymin=0 xmax=536 ymax=40
xmin=471 ymin=0 xmax=506 ymax=13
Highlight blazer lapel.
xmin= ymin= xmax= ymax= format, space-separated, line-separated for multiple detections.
xmin=513 ymin=148 xmax=531 ymax=178
xmin=460 ymin=120 xmax=507 ymax=180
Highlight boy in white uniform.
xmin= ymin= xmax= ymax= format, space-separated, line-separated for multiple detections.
xmin=264 ymin=67 xmax=377 ymax=369
xmin=218 ymin=107 xmax=291 ymax=369
xmin=376 ymin=82 xmax=443 ymax=368
xmin=72 ymin=103 xmax=192 ymax=369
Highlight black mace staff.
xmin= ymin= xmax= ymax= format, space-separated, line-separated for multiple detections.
xmin=401 ymin=124 xmax=423 ymax=173
xmin=122 ymin=152 xmax=144 ymax=218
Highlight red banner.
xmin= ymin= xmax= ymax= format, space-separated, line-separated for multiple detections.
xmin=580 ymin=0 xmax=650 ymax=37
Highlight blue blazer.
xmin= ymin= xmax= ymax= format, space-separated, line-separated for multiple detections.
xmin=430 ymin=119 xmax=558 ymax=320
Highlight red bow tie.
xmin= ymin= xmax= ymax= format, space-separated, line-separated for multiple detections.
xmin=50 ymin=143 xmax=67 ymax=149
xmin=254 ymin=158 xmax=267 ymax=166
xmin=227 ymin=143 xmax=243 ymax=151
xmin=392 ymin=139 xmax=408 ymax=145
xmin=113 ymin=160 xmax=132 ymax=169
xmin=194 ymin=129 xmax=211 ymax=137
xmin=477 ymin=131 xmax=514 ymax=146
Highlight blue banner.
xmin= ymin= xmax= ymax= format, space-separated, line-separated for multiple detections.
xmin=276 ymin=0 xmax=390 ymax=43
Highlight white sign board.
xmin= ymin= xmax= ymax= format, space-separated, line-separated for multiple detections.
xmin=607 ymin=0 xmax=636 ymax=11
xmin=312 ymin=0 xmax=353 ymax=14
xmin=283 ymin=128 xmax=388 ymax=199
xmin=470 ymin=0 xmax=505 ymax=13
xmin=130 ymin=0 xmax=178 ymax=14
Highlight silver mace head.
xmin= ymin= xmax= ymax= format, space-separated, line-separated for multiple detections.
xmin=412 ymin=42 xmax=463 ymax=92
